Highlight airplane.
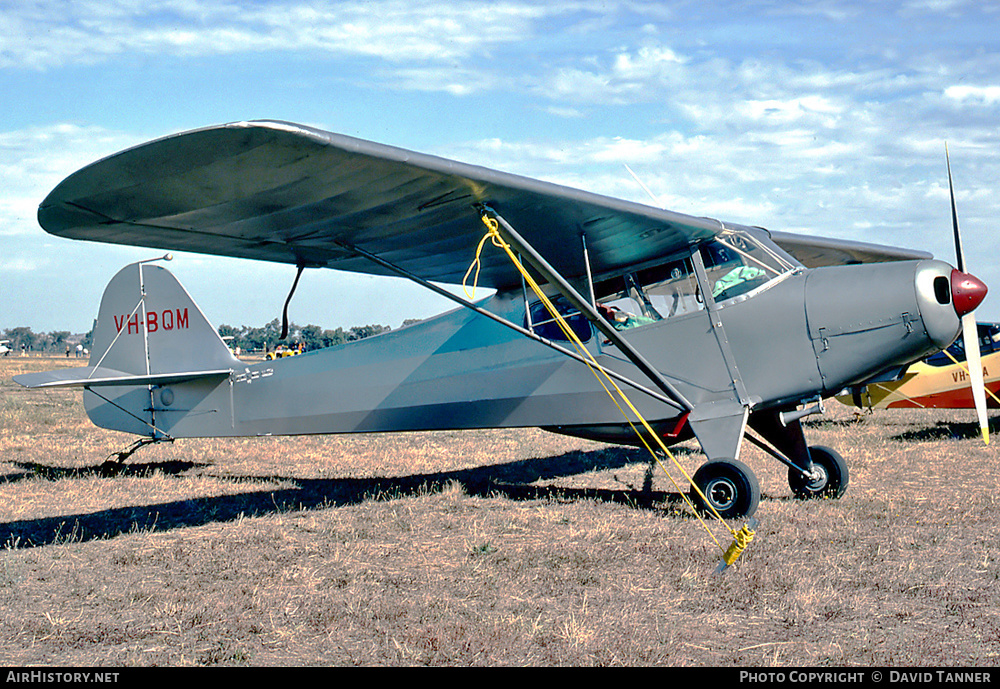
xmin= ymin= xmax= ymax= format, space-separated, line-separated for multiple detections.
xmin=12 ymin=120 xmax=990 ymax=535
xmin=837 ymin=322 xmax=1000 ymax=412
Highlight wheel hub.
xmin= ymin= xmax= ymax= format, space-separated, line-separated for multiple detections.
xmin=804 ymin=464 xmax=829 ymax=492
xmin=706 ymin=477 xmax=738 ymax=510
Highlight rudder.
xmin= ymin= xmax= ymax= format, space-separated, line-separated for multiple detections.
xmin=90 ymin=261 xmax=238 ymax=376
xmin=84 ymin=260 xmax=240 ymax=438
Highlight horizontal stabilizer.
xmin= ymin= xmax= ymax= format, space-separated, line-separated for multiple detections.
xmin=14 ymin=366 xmax=231 ymax=389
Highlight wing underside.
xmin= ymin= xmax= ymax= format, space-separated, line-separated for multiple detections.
xmin=38 ymin=120 xmax=931 ymax=288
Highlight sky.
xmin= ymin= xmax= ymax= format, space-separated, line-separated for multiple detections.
xmin=2 ymin=0 xmax=1000 ymax=334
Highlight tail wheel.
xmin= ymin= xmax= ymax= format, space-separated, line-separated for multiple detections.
xmin=788 ymin=445 xmax=848 ymax=500
xmin=689 ymin=459 xmax=760 ymax=520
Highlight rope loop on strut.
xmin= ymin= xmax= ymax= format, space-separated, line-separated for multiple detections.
xmin=463 ymin=217 xmax=506 ymax=300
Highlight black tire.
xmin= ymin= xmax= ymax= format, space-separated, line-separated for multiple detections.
xmin=689 ymin=459 xmax=760 ymax=520
xmin=788 ymin=445 xmax=848 ymax=500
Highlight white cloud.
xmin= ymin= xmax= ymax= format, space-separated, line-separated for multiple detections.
xmin=944 ymin=84 xmax=1000 ymax=105
xmin=586 ymin=136 xmax=672 ymax=164
xmin=737 ymin=96 xmax=844 ymax=126
xmin=387 ymin=66 xmax=496 ymax=96
xmin=610 ymin=45 xmax=685 ymax=78
xmin=0 ymin=256 xmax=38 ymax=272
xmin=0 ymin=0 xmax=553 ymax=69
xmin=902 ymin=0 xmax=976 ymax=13
xmin=542 ymin=105 xmax=586 ymax=118
xmin=541 ymin=44 xmax=691 ymax=104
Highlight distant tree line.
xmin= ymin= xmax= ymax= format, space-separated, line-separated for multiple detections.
xmin=2 ymin=318 xmax=407 ymax=356
xmin=216 ymin=319 xmax=394 ymax=353
xmin=1 ymin=326 xmax=93 ymax=355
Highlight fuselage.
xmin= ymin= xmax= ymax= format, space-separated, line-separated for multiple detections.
xmin=87 ymin=231 xmax=974 ymax=444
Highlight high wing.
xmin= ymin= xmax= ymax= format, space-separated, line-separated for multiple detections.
xmin=38 ymin=120 xmax=930 ymax=287
xmin=768 ymin=231 xmax=931 ymax=268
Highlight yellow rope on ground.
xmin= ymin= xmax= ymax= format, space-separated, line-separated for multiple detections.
xmin=721 ymin=522 xmax=756 ymax=566
xmin=471 ymin=214 xmax=747 ymax=555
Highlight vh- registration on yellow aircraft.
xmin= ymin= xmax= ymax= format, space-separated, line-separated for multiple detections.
xmin=839 ymin=321 xmax=1000 ymax=412
xmin=15 ymin=121 xmax=990 ymax=568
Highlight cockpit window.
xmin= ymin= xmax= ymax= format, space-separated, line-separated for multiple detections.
xmin=633 ymin=257 xmax=702 ymax=320
xmin=701 ymin=230 xmax=797 ymax=303
xmin=591 ymin=229 xmax=798 ymax=330
xmin=595 ymin=257 xmax=702 ymax=330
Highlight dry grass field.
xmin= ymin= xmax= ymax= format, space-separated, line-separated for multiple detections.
xmin=1 ymin=355 xmax=998 ymax=667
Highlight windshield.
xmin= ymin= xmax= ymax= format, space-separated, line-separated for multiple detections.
xmin=701 ymin=230 xmax=798 ymax=303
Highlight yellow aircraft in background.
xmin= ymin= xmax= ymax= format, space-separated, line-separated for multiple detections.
xmin=838 ymin=322 xmax=1000 ymax=412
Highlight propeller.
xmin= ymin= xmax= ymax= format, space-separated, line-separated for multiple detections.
xmin=946 ymin=144 xmax=990 ymax=444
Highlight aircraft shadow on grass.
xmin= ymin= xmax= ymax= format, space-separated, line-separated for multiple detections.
xmin=1 ymin=445 xmax=703 ymax=549
xmin=889 ymin=415 xmax=1000 ymax=443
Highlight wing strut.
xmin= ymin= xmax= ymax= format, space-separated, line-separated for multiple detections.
xmin=483 ymin=207 xmax=693 ymax=413
xmin=332 ymin=239 xmax=686 ymax=412
xmin=280 ymin=264 xmax=306 ymax=341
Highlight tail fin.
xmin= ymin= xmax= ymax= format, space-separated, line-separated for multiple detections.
xmin=88 ymin=260 xmax=238 ymax=377
xmin=15 ymin=260 xmax=239 ymax=438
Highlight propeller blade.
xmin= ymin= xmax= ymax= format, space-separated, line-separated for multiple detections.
xmin=947 ymin=145 xmax=989 ymax=444
xmin=962 ymin=313 xmax=989 ymax=444
xmin=946 ymin=142 xmax=966 ymax=273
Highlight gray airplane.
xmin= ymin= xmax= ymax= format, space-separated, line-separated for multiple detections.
xmin=14 ymin=121 xmax=989 ymax=521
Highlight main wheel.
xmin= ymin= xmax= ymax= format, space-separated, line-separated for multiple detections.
xmin=689 ymin=459 xmax=760 ymax=520
xmin=788 ymin=445 xmax=848 ymax=500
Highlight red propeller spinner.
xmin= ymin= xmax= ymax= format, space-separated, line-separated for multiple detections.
xmin=951 ymin=269 xmax=988 ymax=317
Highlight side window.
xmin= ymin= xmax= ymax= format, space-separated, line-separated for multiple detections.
xmin=701 ymin=239 xmax=772 ymax=302
xmin=926 ymin=323 xmax=1000 ymax=367
xmin=526 ymin=297 xmax=592 ymax=343
xmin=640 ymin=258 xmax=703 ymax=319
xmin=595 ymin=257 xmax=706 ymax=330
xmin=982 ymin=325 xmax=1000 ymax=355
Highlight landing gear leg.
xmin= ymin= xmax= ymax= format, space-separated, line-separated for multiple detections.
xmin=788 ymin=446 xmax=848 ymax=499
xmin=749 ymin=410 xmax=849 ymax=501
xmin=102 ymin=436 xmax=170 ymax=475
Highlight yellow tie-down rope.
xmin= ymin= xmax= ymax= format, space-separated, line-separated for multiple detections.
xmin=467 ymin=215 xmax=756 ymax=571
